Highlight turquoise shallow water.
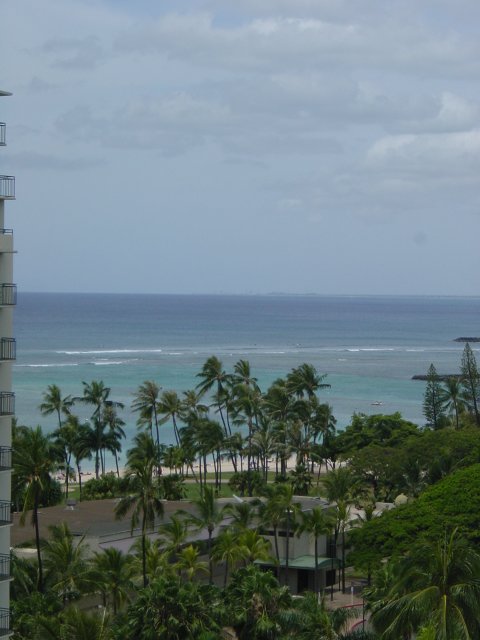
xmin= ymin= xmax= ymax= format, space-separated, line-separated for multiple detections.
xmin=13 ymin=293 xmax=480 ymax=467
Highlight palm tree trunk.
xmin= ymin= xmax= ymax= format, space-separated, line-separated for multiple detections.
xmin=247 ymin=420 xmax=253 ymax=497
xmin=142 ymin=516 xmax=148 ymax=588
xmin=153 ymin=405 xmax=160 ymax=448
xmin=273 ymin=525 xmax=280 ymax=579
xmin=34 ymin=487 xmax=43 ymax=592
xmin=285 ymin=511 xmax=291 ymax=587
xmin=64 ymin=454 xmax=70 ymax=502
xmin=172 ymin=414 xmax=180 ymax=447
xmin=208 ymin=529 xmax=213 ymax=584
xmin=198 ymin=455 xmax=203 ymax=494
xmin=77 ymin=462 xmax=83 ymax=501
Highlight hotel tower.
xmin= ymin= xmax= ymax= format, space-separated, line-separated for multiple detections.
xmin=0 ymin=89 xmax=15 ymax=636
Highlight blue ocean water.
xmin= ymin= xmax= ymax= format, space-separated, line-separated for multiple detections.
xmin=13 ymin=293 xmax=480 ymax=464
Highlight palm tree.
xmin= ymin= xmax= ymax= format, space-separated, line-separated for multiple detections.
xmin=121 ymin=575 xmax=224 ymax=639
xmin=102 ymin=404 xmax=125 ymax=477
xmin=440 ymin=376 xmax=467 ymax=430
xmin=252 ymin=418 xmax=277 ymax=480
xmin=223 ymin=500 xmax=258 ymax=532
xmin=260 ymin=483 xmax=299 ymax=585
xmin=196 ymin=356 xmax=232 ymax=436
xmin=225 ymin=564 xmax=293 ymax=639
xmin=174 ymin=544 xmax=209 ymax=581
xmin=297 ymin=506 xmax=335 ymax=594
xmin=158 ymin=390 xmax=183 ymax=446
xmin=132 ymin=380 xmax=161 ymax=444
xmin=70 ymin=419 xmax=93 ymax=500
xmin=263 ymin=379 xmax=296 ymax=477
xmin=51 ymin=417 xmax=78 ymax=502
xmin=40 ymin=384 xmax=73 ymax=429
xmin=286 ymin=363 xmax=330 ymax=399
xmin=180 ymin=389 xmax=209 ymax=421
xmin=181 ymin=417 xmax=224 ymax=492
xmin=36 ymin=607 xmax=111 ymax=640
xmin=158 ymin=514 xmax=189 ymax=560
xmin=14 ymin=425 xmax=57 ymax=592
xmin=237 ymin=528 xmax=273 ymax=565
xmin=369 ymin=529 xmax=480 ymax=639
xmin=42 ymin=522 xmax=90 ymax=606
xmin=289 ymin=591 xmax=359 ymax=639
xmin=130 ymin=536 xmax=170 ymax=583
xmin=232 ymin=359 xmax=259 ymax=391
xmin=232 ymin=383 xmax=262 ymax=496
xmin=213 ymin=529 xmax=248 ymax=587
xmin=114 ymin=435 xmax=164 ymax=588
xmin=75 ymin=380 xmax=124 ymax=478
xmin=335 ymin=498 xmax=352 ymax=594
xmin=77 ymin=380 xmax=110 ymax=419
xmin=321 ymin=467 xmax=357 ymax=594
xmin=179 ymin=484 xmax=225 ymax=584
xmin=81 ymin=418 xmax=106 ymax=479
xmin=91 ymin=547 xmax=135 ymax=614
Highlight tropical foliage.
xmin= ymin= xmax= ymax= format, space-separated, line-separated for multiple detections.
xmin=11 ymin=347 xmax=480 ymax=638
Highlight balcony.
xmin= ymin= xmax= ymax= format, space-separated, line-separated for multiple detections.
xmin=0 ymin=177 xmax=14 ymax=200
xmin=0 ymin=339 xmax=15 ymax=362
xmin=0 ymin=556 xmax=10 ymax=583
xmin=0 ymin=394 xmax=14 ymax=417
xmin=0 ymin=502 xmax=11 ymax=527
xmin=0 ymin=230 xmax=13 ymax=256
xmin=0 ymin=286 xmax=16 ymax=306
xmin=0 ymin=449 xmax=11 ymax=472
xmin=0 ymin=608 xmax=10 ymax=636
xmin=0 ymin=125 xmax=5 ymax=147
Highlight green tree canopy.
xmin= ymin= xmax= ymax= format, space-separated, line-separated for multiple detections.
xmin=121 ymin=576 xmax=224 ymax=639
xmin=335 ymin=412 xmax=420 ymax=455
xmin=348 ymin=463 xmax=480 ymax=568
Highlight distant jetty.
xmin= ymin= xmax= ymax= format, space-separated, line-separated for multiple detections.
xmin=454 ymin=337 xmax=480 ymax=342
xmin=412 ymin=374 xmax=462 ymax=381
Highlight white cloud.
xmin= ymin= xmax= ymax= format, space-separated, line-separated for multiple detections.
xmin=3 ymin=0 xmax=480 ymax=294
xmin=367 ymin=129 xmax=480 ymax=174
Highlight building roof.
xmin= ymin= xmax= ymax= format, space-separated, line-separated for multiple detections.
xmin=11 ymin=498 xmax=197 ymax=547
xmin=256 ymin=555 xmax=341 ymax=570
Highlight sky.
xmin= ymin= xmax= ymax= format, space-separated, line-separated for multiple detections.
xmin=1 ymin=0 xmax=479 ymax=295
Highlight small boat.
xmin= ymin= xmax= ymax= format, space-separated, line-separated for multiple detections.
xmin=371 ymin=401 xmax=383 ymax=406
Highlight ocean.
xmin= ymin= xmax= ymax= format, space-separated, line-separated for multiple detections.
xmin=13 ymin=293 xmax=480 ymax=468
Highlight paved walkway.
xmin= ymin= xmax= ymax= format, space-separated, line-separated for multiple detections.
xmin=325 ymin=584 xmax=368 ymax=633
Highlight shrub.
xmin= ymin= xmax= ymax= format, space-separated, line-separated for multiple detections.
xmin=229 ymin=471 xmax=266 ymax=496
xmin=81 ymin=473 xmax=123 ymax=501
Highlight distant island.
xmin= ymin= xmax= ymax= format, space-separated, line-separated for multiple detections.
xmin=412 ymin=374 xmax=462 ymax=381
xmin=454 ymin=337 xmax=480 ymax=342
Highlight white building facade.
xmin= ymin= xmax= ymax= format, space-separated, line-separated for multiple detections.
xmin=0 ymin=89 xmax=15 ymax=637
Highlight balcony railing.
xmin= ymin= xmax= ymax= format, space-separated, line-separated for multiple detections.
xmin=0 ymin=556 xmax=10 ymax=583
xmin=0 ymin=176 xmax=14 ymax=200
xmin=0 ymin=393 xmax=14 ymax=416
xmin=0 ymin=502 xmax=11 ymax=527
xmin=0 ymin=125 xmax=5 ymax=147
xmin=0 ymin=285 xmax=16 ymax=306
xmin=0 ymin=608 xmax=10 ymax=636
xmin=0 ymin=448 xmax=11 ymax=471
xmin=0 ymin=339 xmax=15 ymax=361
